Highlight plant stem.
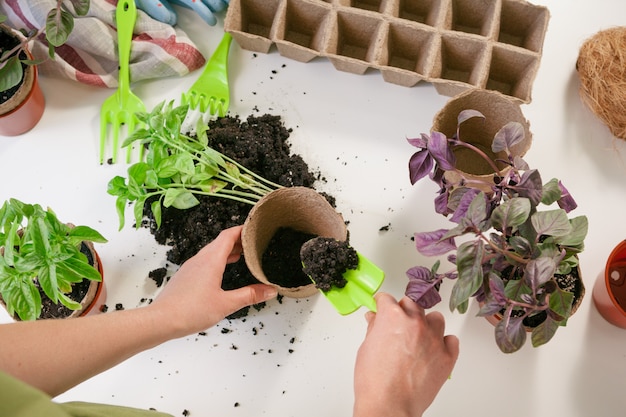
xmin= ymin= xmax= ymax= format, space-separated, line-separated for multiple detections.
xmin=451 ymin=139 xmax=504 ymax=176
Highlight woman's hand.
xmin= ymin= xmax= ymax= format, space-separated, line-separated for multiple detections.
xmin=353 ymin=293 xmax=460 ymax=417
xmin=148 ymin=225 xmax=278 ymax=338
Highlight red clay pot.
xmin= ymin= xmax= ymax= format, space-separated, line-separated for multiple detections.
xmin=0 ymin=63 xmax=45 ymax=137
xmin=592 ymin=240 xmax=626 ymax=329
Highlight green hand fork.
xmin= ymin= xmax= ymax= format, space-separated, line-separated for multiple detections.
xmin=181 ymin=32 xmax=233 ymax=116
xmin=99 ymin=0 xmax=146 ymax=164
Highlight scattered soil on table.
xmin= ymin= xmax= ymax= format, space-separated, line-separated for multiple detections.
xmin=300 ymin=237 xmax=358 ymax=292
xmin=143 ymin=113 xmax=333 ymax=318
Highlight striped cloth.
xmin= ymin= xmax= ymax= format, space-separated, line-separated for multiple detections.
xmin=0 ymin=0 xmax=206 ymax=88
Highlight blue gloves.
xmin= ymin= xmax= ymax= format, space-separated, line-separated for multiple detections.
xmin=135 ymin=0 xmax=229 ymax=26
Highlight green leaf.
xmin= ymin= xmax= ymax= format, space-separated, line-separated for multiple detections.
xmin=37 ymin=262 xmax=59 ymax=303
xmin=554 ymin=216 xmax=588 ymax=247
xmin=115 ymin=195 xmax=127 ymax=231
xmin=70 ymin=0 xmax=91 ymax=16
xmin=490 ymin=197 xmax=530 ymax=232
xmin=68 ymin=226 xmax=107 ymax=243
xmin=449 ymin=241 xmax=484 ymax=312
xmin=133 ymin=197 xmax=147 ymax=229
xmin=0 ymin=55 xmax=24 ymax=91
xmin=58 ymin=256 xmax=102 ymax=282
xmin=531 ymin=315 xmax=559 ymax=347
xmin=150 ymin=200 xmax=162 ymax=229
xmin=540 ymin=178 xmax=561 ymax=206
xmin=11 ymin=279 xmax=41 ymax=321
xmin=164 ymin=189 xmax=199 ymax=210
xmin=45 ymin=9 xmax=74 ymax=47
xmin=57 ymin=291 xmax=82 ymax=311
xmin=531 ymin=209 xmax=571 ymax=237
xmin=198 ymin=179 xmax=228 ymax=194
xmin=549 ymin=286 xmax=574 ymax=319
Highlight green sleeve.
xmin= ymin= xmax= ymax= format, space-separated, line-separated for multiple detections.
xmin=0 ymin=371 xmax=172 ymax=417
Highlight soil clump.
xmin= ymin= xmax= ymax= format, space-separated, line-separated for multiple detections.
xmin=300 ymin=237 xmax=358 ymax=292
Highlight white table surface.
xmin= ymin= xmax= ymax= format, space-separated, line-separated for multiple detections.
xmin=2 ymin=1 xmax=626 ymax=416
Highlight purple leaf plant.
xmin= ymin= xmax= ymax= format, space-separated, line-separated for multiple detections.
xmin=405 ymin=110 xmax=588 ymax=353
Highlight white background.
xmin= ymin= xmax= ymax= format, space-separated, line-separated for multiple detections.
xmin=2 ymin=1 xmax=626 ymax=416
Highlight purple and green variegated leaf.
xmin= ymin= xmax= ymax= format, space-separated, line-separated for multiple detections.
xmin=548 ymin=285 xmax=574 ymax=319
xmin=495 ymin=315 xmax=527 ymax=353
xmin=405 ymin=266 xmax=442 ymax=309
xmin=414 ymin=229 xmax=456 ymax=256
xmin=489 ymin=272 xmax=507 ymax=304
xmin=512 ymin=155 xmax=529 ymax=170
xmin=515 ymin=169 xmax=543 ymax=206
xmin=409 ymin=150 xmax=434 ymax=185
xmin=531 ymin=209 xmax=572 ymax=237
xmin=465 ymin=192 xmax=488 ymax=229
xmin=540 ymin=178 xmax=561 ymax=206
xmin=457 ymin=109 xmax=484 ymax=125
xmin=427 ymin=131 xmax=456 ymax=171
xmin=556 ymin=180 xmax=578 ymax=213
xmin=406 ymin=134 xmax=428 ymax=149
xmin=504 ymin=278 xmax=531 ymax=303
xmin=492 ymin=122 xmax=526 ymax=154
xmin=508 ymin=235 xmax=533 ymax=258
xmin=477 ymin=297 xmax=504 ymax=316
xmin=524 ymin=257 xmax=557 ymax=290
xmin=554 ymin=216 xmax=588 ymax=247
xmin=531 ymin=315 xmax=559 ymax=347
xmin=449 ymin=241 xmax=484 ymax=312
xmin=434 ymin=191 xmax=451 ymax=216
xmin=449 ymin=188 xmax=481 ymax=223
xmin=490 ymin=197 xmax=531 ymax=232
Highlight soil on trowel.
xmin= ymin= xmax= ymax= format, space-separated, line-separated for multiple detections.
xmin=144 ymin=113 xmax=334 ymax=318
xmin=300 ymin=237 xmax=358 ymax=292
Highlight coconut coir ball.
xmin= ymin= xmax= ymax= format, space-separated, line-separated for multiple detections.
xmin=576 ymin=27 xmax=626 ymax=140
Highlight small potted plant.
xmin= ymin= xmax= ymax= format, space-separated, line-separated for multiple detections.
xmin=0 ymin=0 xmax=90 ymax=136
xmin=404 ymin=110 xmax=588 ymax=353
xmin=107 ymin=101 xmax=342 ymax=296
xmin=0 ymin=198 xmax=108 ymax=321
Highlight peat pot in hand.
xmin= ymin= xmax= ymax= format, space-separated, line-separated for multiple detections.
xmin=241 ymin=186 xmax=347 ymax=298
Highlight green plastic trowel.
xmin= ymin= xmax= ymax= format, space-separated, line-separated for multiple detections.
xmin=301 ymin=239 xmax=385 ymax=315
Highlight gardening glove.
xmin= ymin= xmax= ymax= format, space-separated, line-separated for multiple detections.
xmin=135 ymin=0 xmax=229 ymax=26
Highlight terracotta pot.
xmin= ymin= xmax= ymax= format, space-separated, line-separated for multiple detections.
xmin=431 ymin=89 xmax=532 ymax=190
xmin=592 ymin=240 xmax=626 ymax=329
xmin=241 ymin=187 xmax=347 ymax=298
xmin=71 ymin=241 xmax=107 ymax=318
xmin=0 ymin=26 xmax=46 ymax=137
xmin=0 ymin=240 xmax=106 ymax=320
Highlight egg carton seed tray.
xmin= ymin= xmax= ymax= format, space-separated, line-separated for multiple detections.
xmin=224 ymin=0 xmax=550 ymax=103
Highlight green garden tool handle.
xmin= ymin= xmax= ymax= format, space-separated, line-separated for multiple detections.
xmin=116 ymin=0 xmax=137 ymax=103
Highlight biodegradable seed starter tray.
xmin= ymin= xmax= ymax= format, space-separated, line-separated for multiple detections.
xmin=224 ymin=0 xmax=550 ymax=103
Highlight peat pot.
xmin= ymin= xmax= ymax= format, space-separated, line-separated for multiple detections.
xmin=241 ymin=186 xmax=347 ymax=298
xmin=432 ymin=89 xmax=532 ymax=189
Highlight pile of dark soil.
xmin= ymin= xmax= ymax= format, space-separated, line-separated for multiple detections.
xmin=143 ymin=113 xmax=329 ymax=318
xmin=300 ymin=237 xmax=358 ymax=292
